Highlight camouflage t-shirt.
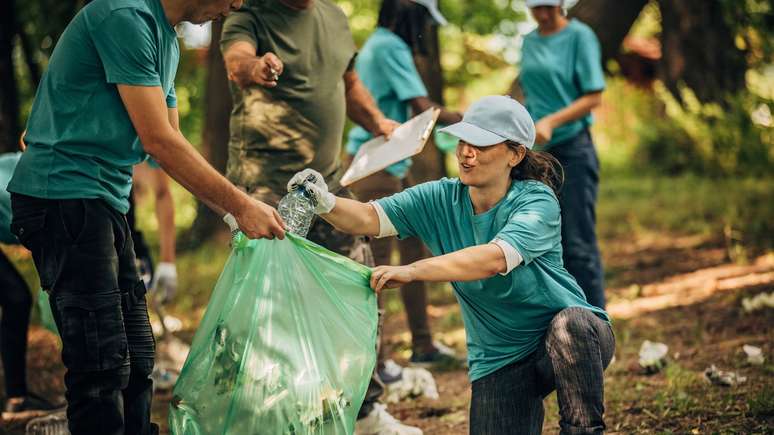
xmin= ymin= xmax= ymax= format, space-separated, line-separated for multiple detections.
xmin=220 ymin=0 xmax=357 ymax=206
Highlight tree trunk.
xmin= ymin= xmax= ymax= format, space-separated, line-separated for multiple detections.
xmin=410 ymin=21 xmax=447 ymax=183
xmin=656 ymin=0 xmax=746 ymax=103
xmin=182 ymin=21 xmax=233 ymax=247
xmin=569 ymin=0 xmax=649 ymax=68
xmin=0 ymin=0 xmax=20 ymax=153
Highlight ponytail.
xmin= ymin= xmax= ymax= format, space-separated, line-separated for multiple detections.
xmin=507 ymin=142 xmax=564 ymax=196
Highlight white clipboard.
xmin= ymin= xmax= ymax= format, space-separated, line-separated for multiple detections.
xmin=340 ymin=107 xmax=440 ymax=187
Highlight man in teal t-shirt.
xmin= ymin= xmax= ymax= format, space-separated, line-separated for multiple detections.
xmin=8 ymin=0 xmax=287 ymax=433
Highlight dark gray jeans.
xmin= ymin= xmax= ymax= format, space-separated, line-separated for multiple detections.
xmin=470 ymin=307 xmax=615 ymax=435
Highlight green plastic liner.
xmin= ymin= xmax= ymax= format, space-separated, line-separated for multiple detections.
xmin=169 ymin=232 xmax=378 ymax=435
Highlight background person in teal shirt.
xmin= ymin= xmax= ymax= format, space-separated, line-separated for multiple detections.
xmin=346 ymin=0 xmax=463 ymax=370
xmin=289 ymin=96 xmax=615 ymax=434
xmin=517 ymin=0 xmax=607 ymax=309
xmin=8 ymin=0 xmax=286 ymax=432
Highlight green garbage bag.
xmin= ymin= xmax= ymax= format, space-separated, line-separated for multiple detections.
xmin=37 ymin=289 xmax=59 ymax=335
xmin=169 ymin=233 xmax=378 ymax=435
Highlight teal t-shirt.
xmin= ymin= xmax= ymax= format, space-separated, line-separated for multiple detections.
xmin=8 ymin=0 xmax=179 ymax=214
xmin=520 ymin=19 xmax=605 ymax=147
xmin=0 ymin=153 xmax=21 ymax=244
xmin=377 ymin=178 xmax=609 ymax=381
xmin=346 ymin=27 xmax=428 ymax=179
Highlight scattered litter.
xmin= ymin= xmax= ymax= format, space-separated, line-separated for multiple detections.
xmin=743 ymin=345 xmax=765 ymax=366
xmin=152 ymin=367 xmax=180 ymax=392
xmin=385 ymin=367 xmax=439 ymax=403
xmin=639 ymin=340 xmax=668 ymax=374
xmin=151 ymin=315 xmax=183 ymax=335
xmin=741 ymin=292 xmax=774 ymax=313
xmin=379 ymin=359 xmax=404 ymax=384
xmin=703 ymin=365 xmax=747 ymax=386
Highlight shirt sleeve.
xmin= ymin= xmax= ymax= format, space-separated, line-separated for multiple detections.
xmin=220 ymin=9 xmax=260 ymax=54
xmin=166 ymin=86 xmax=177 ymax=108
xmin=91 ymin=9 xmax=162 ymax=86
xmin=574 ymin=26 xmax=606 ymax=93
xmin=374 ymin=181 xmax=440 ymax=242
xmin=381 ymin=44 xmax=428 ymax=102
xmin=494 ymin=187 xmax=561 ymax=265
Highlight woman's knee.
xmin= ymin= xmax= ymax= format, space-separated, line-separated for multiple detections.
xmin=546 ymin=307 xmax=595 ymax=349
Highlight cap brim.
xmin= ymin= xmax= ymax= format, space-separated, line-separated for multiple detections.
xmin=427 ymin=7 xmax=448 ymax=25
xmin=438 ymin=122 xmax=506 ymax=147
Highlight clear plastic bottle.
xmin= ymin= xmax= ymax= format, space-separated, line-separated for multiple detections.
xmin=278 ymin=182 xmax=316 ymax=238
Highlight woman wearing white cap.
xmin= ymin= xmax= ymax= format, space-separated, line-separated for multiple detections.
xmin=346 ymin=0 xmax=464 ymax=371
xmin=518 ymin=0 xmax=607 ymax=310
xmin=288 ymin=95 xmax=615 ymax=434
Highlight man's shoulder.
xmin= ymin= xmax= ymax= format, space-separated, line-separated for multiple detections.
xmin=82 ymin=0 xmax=156 ymax=30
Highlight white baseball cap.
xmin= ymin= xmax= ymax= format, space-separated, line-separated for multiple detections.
xmin=438 ymin=96 xmax=536 ymax=149
xmin=410 ymin=0 xmax=448 ymax=26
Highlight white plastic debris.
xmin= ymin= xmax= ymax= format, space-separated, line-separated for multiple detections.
xmin=704 ymin=365 xmax=747 ymax=386
xmin=380 ymin=359 xmax=404 ymax=383
xmin=743 ymin=345 xmax=765 ymax=366
xmin=151 ymin=314 xmax=184 ymax=336
xmin=385 ymin=367 xmax=439 ymax=403
xmin=741 ymin=292 xmax=774 ymax=313
xmin=639 ymin=340 xmax=669 ymax=373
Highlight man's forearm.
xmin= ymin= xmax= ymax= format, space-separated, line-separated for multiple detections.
xmin=225 ymin=54 xmax=261 ymax=88
xmin=345 ymin=74 xmax=385 ymax=134
xmin=145 ymin=130 xmax=244 ymax=218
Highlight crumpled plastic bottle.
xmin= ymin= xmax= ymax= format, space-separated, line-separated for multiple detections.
xmin=278 ymin=176 xmax=318 ymax=238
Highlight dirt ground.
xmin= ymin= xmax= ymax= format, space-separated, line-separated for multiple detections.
xmin=1 ymin=234 xmax=772 ymax=434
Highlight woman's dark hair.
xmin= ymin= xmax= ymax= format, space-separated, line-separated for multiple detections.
xmin=506 ymin=141 xmax=564 ymax=196
xmin=378 ymin=0 xmax=432 ymax=55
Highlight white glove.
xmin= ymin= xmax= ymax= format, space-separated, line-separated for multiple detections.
xmin=287 ymin=169 xmax=336 ymax=214
xmin=151 ymin=262 xmax=178 ymax=303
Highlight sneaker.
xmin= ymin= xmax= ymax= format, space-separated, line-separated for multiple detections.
xmin=24 ymin=410 xmax=69 ymax=435
xmin=355 ymin=403 xmax=422 ymax=435
xmin=2 ymin=393 xmax=64 ymax=422
xmin=409 ymin=341 xmax=465 ymax=370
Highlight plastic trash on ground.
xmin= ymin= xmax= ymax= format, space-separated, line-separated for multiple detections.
xmin=385 ymin=367 xmax=439 ymax=404
xmin=743 ymin=345 xmax=765 ymax=366
xmin=638 ymin=340 xmax=669 ymax=374
xmin=703 ymin=365 xmax=747 ymax=386
xmin=741 ymin=292 xmax=774 ymax=313
xmin=169 ymin=233 xmax=378 ymax=435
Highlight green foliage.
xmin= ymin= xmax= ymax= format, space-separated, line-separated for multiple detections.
xmin=720 ymin=0 xmax=774 ymax=70
xmin=594 ymin=77 xmax=773 ymax=177
xmin=747 ymin=386 xmax=774 ymax=418
xmin=597 ymin=174 xmax=773 ymax=256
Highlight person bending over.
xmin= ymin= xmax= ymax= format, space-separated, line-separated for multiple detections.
xmin=288 ymin=96 xmax=615 ymax=435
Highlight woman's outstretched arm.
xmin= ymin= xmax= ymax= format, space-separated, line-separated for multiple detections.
xmin=370 ymin=244 xmax=511 ymax=292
